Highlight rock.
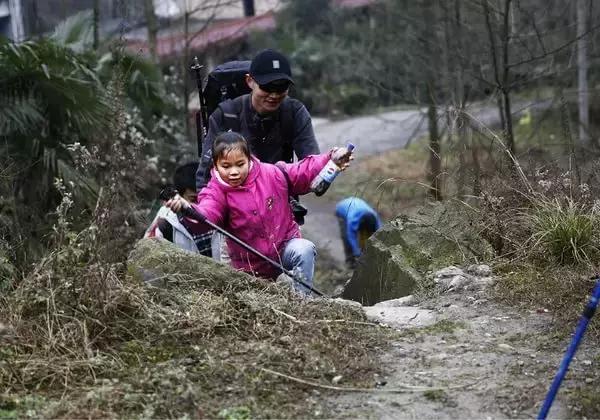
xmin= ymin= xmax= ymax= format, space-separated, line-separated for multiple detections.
xmin=342 ymin=202 xmax=493 ymax=305
xmin=127 ymin=238 xmax=258 ymax=293
xmin=363 ymin=305 xmax=437 ymax=329
xmin=331 ymin=297 xmax=364 ymax=311
xmin=332 ymin=375 xmax=343 ymax=384
xmin=439 ymin=274 xmax=471 ymax=291
xmin=434 ymin=266 xmax=465 ymax=278
xmin=434 ymin=266 xmax=496 ymax=293
xmin=372 ymin=295 xmax=417 ymax=308
xmin=466 ymin=264 xmax=492 ymax=277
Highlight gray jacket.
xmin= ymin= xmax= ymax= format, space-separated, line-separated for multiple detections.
xmin=196 ymin=94 xmax=320 ymax=188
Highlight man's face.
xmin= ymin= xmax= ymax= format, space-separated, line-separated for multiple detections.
xmin=246 ymin=75 xmax=290 ymax=115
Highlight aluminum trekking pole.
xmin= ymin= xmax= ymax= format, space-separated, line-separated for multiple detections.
xmin=160 ymin=188 xmax=325 ymax=297
xmin=537 ymin=275 xmax=600 ymax=419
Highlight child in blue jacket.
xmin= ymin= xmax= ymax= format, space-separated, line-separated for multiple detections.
xmin=335 ymin=197 xmax=382 ymax=269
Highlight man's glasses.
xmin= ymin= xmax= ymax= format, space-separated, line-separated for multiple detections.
xmin=258 ymin=81 xmax=291 ymax=94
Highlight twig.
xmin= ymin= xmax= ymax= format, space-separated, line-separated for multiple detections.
xmin=313 ymin=319 xmax=382 ymax=327
xmin=260 ymin=367 xmax=481 ymax=393
xmin=271 ymin=308 xmax=299 ymax=322
xmin=270 ymin=308 xmax=381 ymax=327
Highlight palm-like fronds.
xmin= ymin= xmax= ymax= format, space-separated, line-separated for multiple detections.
xmin=0 ymin=36 xmax=111 ymax=211
xmin=0 ymin=92 xmax=44 ymax=137
xmin=50 ymin=10 xmax=94 ymax=53
xmin=0 ymin=37 xmax=110 ymax=142
xmin=96 ymin=50 xmax=166 ymax=116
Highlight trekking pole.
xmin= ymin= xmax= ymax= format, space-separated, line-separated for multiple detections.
xmin=537 ymin=275 xmax=600 ymax=419
xmin=159 ymin=188 xmax=325 ymax=297
xmin=190 ymin=56 xmax=206 ymax=159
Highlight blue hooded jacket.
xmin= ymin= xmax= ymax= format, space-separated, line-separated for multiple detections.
xmin=335 ymin=197 xmax=382 ymax=257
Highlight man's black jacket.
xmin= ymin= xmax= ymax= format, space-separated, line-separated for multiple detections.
xmin=196 ymin=94 xmax=320 ymax=188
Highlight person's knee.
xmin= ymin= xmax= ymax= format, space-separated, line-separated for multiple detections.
xmin=296 ymin=239 xmax=316 ymax=260
xmin=287 ymin=238 xmax=316 ymax=256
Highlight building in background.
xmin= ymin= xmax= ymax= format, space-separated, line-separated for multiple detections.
xmin=3 ymin=0 xmax=375 ymax=67
xmin=0 ymin=0 xmax=25 ymax=41
xmin=127 ymin=0 xmax=374 ymax=62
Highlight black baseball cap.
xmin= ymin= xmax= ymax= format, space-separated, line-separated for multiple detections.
xmin=249 ymin=49 xmax=294 ymax=85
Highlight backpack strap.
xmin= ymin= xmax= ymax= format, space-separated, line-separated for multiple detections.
xmin=219 ymin=96 xmax=295 ymax=163
xmin=217 ymin=96 xmax=245 ymax=133
xmin=279 ymin=99 xmax=295 ymax=163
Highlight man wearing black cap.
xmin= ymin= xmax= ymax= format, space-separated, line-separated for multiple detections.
xmin=196 ymin=49 xmax=320 ymax=190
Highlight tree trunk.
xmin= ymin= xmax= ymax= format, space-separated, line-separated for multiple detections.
xmin=93 ymin=0 xmax=100 ymax=49
xmin=577 ymin=0 xmax=589 ymax=144
xmin=483 ymin=0 xmax=515 ymax=159
xmin=421 ymin=0 xmax=443 ymax=201
xmin=500 ymin=0 xmax=515 ymax=155
xmin=143 ymin=0 xmax=159 ymax=63
xmin=427 ymin=98 xmax=443 ymax=201
xmin=501 ymin=87 xmax=515 ymax=155
xmin=454 ymin=0 xmax=468 ymax=197
xmin=242 ymin=0 xmax=255 ymax=17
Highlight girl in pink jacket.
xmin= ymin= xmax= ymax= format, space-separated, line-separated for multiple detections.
xmin=167 ymin=131 xmax=352 ymax=294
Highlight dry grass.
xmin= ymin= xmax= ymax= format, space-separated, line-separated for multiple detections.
xmin=0 ymin=237 xmax=393 ymax=418
xmin=329 ymin=143 xmax=431 ymax=220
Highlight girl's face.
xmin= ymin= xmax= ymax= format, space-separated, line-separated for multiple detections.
xmin=216 ymin=148 xmax=250 ymax=187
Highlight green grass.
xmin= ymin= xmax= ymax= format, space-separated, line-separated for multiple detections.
xmin=527 ymin=197 xmax=599 ymax=265
xmin=423 ymin=389 xmax=450 ymax=403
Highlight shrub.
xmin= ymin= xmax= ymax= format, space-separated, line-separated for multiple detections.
xmin=527 ymin=197 xmax=599 ymax=265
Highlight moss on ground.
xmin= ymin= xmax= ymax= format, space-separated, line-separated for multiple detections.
xmin=492 ymin=262 xmax=599 ymax=339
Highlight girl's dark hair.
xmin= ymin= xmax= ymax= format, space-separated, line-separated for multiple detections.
xmin=212 ymin=131 xmax=251 ymax=165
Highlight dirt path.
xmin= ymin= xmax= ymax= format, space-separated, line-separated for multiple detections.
xmin=325 ymin=268 xmax=599 ymax=418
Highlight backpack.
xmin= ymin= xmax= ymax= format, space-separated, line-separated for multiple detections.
xmin=201 ymin=60 xmax=252 ymax=130
xmin=201 ymin=60 xmax=295 ymax=163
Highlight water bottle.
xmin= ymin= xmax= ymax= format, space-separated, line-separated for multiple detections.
xmin=311 ymin=143 xmax=355 ymax=196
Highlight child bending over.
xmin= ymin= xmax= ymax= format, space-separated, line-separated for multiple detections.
xmin=166 ymin=131 xmax=352 ymax=294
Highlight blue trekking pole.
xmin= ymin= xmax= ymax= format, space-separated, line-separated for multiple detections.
xmin=537 ymin=275 xmax=600 ymax=419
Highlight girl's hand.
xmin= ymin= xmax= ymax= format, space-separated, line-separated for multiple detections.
xmin=165 ymin=194 xmax=190 ymax=213
xmin=331 ymin=147 xmax=354 ymax=171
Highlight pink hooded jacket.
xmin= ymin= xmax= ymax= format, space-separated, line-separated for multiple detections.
xmin=186 ymin=152 xmax=331 ymax=278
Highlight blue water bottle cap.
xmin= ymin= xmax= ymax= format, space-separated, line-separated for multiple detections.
xmin=347 ymin=143 xmax=355 ymax=151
